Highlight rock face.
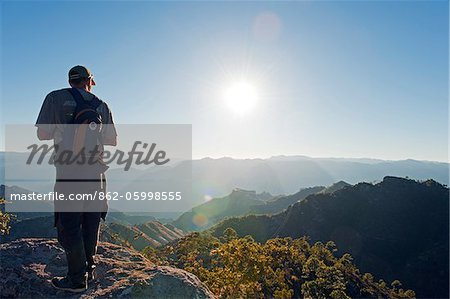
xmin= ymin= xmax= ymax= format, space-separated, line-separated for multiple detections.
xmin=0 ymin=238 xmax=215 ymax=298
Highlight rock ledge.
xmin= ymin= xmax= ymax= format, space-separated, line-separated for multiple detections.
xmin=0 ymin=238 xmax=215 ymax=298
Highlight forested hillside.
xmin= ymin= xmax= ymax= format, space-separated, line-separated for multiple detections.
xmin=210 ymin=177 xmax=449 ymax=298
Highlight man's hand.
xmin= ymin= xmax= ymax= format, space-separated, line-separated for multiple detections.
xmin=37 ymin=128 xmax=53 ymax=140
xmin=103 ymin=136 xmax=117 ymax=146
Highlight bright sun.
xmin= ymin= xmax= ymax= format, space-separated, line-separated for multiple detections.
xmin=223 ymin=81 xmax=258 ymax=116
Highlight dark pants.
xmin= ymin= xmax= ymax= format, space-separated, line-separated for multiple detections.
xmin=56 ymin=212 xmax=101 ymax=284
xmin=54 ymin=169 xmax=107 ymax=284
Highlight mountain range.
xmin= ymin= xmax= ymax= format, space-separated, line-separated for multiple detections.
xmin=209 ymin=176 xmax=449 ymax=298
xmin=2 ymin=175 xmax=448 ymax=297
xmin=2 ymin=152 xmax=448 ymax=212
xmin=172 ymin=183 xmax=349 ymax=231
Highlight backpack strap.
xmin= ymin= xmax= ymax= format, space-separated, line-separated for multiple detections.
xmin=68 ymin=87 xmax=85 ymax=106
xmin=91 ymin=96 xmax=103 ymax=109
xmin=68 ymin=87 xmax=102 ymax=110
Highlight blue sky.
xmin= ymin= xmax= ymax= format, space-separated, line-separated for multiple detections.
xmin=1 ymin=1 xmax=448 ymax=162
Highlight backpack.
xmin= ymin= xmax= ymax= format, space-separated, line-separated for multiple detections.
xmin=58 ymin=88 xmax=104 ymax=163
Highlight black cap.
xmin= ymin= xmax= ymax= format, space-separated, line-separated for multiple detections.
xmin=68 ymin=65 xmax=93 ymax=80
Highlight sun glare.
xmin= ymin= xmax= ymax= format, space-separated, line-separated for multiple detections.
xmin=223 ymin=81 xmax=258 ymax=116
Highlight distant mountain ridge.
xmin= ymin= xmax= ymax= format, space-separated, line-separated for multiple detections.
xmin=249 ymin=186 xmax=326 ymax=215
xmin=173 ymin=181 xmax=353 ymax=232
xmin=2 ymin=152 xmax=448 ymax=212
xmin=317 ymin=180 xmax=351 ymax=194
xmin=172 ymin=188 xmax=274 ymax=231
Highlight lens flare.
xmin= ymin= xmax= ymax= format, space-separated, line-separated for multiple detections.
xmin=253 ymin=11 xmax=282 ymax=42
xmin=192 ymin=213 xmax=208 ymax=227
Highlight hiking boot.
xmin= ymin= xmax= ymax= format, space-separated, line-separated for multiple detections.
xmin=51 ymin=276 xmax=87 ymax=293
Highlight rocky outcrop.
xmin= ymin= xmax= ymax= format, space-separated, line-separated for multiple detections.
xmin=0 ymin=238 xmax=215 ymax=298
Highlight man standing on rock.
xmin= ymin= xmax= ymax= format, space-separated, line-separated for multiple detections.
xmin=35 ymin=65 xmax=117 ymax=292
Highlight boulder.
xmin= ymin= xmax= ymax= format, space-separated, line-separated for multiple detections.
xmin=0 ymin=238 xmax=215 ymax=298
